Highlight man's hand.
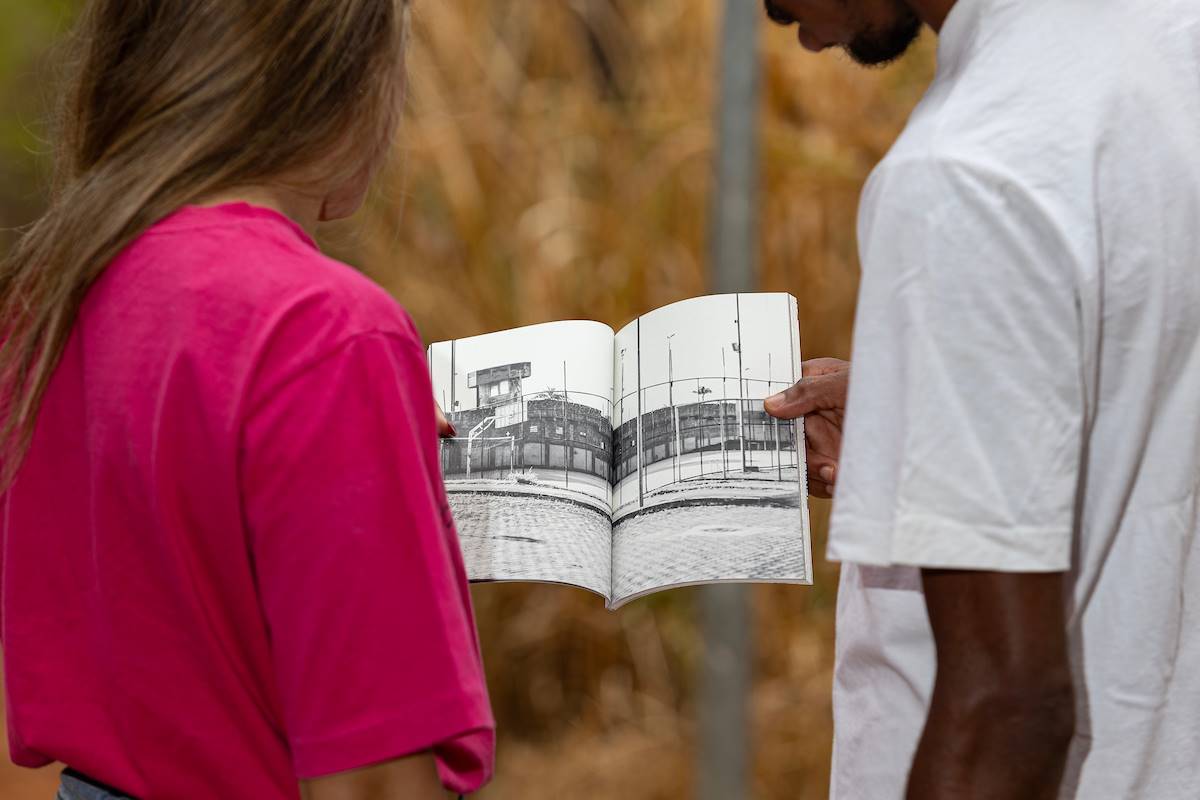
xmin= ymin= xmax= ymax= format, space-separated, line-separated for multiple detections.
xmin=764 ymin=358 xmax=848 ymax=498
xmin=908 ymin=570 xmax=1076 ymax=800
xmin=300 ymin=752 xmax=452 ymax=800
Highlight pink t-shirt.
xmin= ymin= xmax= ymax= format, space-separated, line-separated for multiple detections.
xmin=1 ymin=203 xmax=494 ymax=797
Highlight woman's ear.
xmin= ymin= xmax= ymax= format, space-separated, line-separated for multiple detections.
xmin=317 ymin=161 xmax=374 ymax=222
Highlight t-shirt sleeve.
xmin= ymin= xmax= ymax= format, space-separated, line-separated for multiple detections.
xmin=240 ymin=330 xmax=494 ymax=791
xmin=828 ymin=156 xmax=1086 ymax=572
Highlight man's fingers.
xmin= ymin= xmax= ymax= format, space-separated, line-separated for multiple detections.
xmin=801 ymin=357 xmax=850 ymax=377
xmin=764 ymin=368 xmax=849 ymax=420
xmin=763 ymin=375 xmax=830 ymax=419
xmin=804 ymin=410 xmax=840 ymax=494
xmin=805 ymin=414 xmax=842 ymax=464
xmin=808 ymin=454 xmax=837 ymax=487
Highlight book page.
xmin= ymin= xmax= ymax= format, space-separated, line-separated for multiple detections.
xmin=429 ymin=320 xmax=615 ymax=600
xmin=610 ymin=293 xmax=812 ymax=607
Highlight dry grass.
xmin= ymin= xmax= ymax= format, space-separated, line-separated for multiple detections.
xmin=0 ymin=1 xmax=934 ymax=797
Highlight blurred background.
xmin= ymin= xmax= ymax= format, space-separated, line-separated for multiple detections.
xmin=0 ymin=1 xmax=933 ymax=797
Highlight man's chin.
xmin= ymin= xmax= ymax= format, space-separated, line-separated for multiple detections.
xmin=797 ymin=27 xmax=830 ymax=53
xmin=843 ymin=16 xmax=923 ymax=66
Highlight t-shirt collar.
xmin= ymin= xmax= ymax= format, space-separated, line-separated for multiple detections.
xmin=935 ymin=0 xmax=985 ymax=77
xmin=163 ymin=202 xmax=320 ymax=251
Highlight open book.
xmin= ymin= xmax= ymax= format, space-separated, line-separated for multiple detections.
xmin=428 ymin=293 xmax=812 ymax=609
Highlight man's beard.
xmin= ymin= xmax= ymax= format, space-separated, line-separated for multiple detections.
xmin=843 ymin=8 xmax=923 ymax=66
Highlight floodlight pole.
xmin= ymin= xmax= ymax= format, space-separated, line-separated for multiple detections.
xmin=699 ymin=3 xmax=760 ymax=800
xmin=637 ymin=318 xmax=644 ymax=508
xmin=721 ymin=347 xmax=729 ymax=479
xmin=563 ymin=361 xmax=570 ymax=488
xmin=620 ymin=348 xmax=627 ymax=506
xmin=772 ymin=352 xmax=782 ymax=479
xmin=736 ymin=293 xmax=746 ymax=473
xmin=668 ymin=333 xmax=677 ymax=485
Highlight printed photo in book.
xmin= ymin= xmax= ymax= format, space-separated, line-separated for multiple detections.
xmin=427 ymin=292 xmax=812 ymax=609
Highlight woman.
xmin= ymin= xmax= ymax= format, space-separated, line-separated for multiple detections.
xmin=0 ymin=1 xmax=493 ymax=798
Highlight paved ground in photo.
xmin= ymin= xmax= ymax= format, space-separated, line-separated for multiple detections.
xmin=613 ymin=449 xmax=798 ymax=495
xmin=611 ymin=502 xmax=810 ymax=604
xmin=614 ymin=455 xmax=804 ymax=517
xmin=448 ymin=492 xmax=612 ymax=599
xmin=447 ymin=471 xmax=610 ymax=514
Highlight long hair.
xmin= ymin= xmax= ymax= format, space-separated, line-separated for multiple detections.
xmin=0 ymin=0 xmax=410 ymax=486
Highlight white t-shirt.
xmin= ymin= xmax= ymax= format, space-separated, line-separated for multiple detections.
xmin=827 ymin=0 xmax=1200 ymax=798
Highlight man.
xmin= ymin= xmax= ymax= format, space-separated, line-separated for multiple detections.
xmin=761 ymin=1 xmax=1200 ymax=798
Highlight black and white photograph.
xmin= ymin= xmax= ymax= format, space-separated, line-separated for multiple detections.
xmin=428 ymin=293 xmax=812 ymax=608
xmin=429 ymin=320 xmax=616 ymax=599
xmin=610 ymin=293 xmax=812 ymax=604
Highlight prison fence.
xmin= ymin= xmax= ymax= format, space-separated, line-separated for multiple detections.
xmin=439 ymin=435 xmax=517 ymax=480
xmin=613 ymin=398 xmax=799 ymax=485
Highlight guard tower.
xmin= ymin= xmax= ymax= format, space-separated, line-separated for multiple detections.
xmin=467 ymin=362 xmax=532 ymax=409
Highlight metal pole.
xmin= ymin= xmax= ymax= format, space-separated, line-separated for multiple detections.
xmin=668 ymin=333 xmax=676 ymax=484
xmin=620 ymin=349 xmax=626 ymax=506
xmin=700 ymin=2 xmax=760 ymax=799
xmin=517 ymin=383 xmax=525 ymax=473
xmin=676 ymin=405 xmax=684 ymax=481
xmin=721 ymin=347 xmax=728 ymax=479
xmin=771 ymin=352 xmax=781 ymax=479
xmin=636 ymin=318 xmax=644 ymax=508
xmin=736 ymin=294 xmax=746 ymax=473
xmin=563 ymin=361 xmax=569 ymax=488
xmin=788 ymin=296 xmax=797 ymax=468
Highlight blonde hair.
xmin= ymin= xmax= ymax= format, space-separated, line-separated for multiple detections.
xmin=0 ymin=0 xmax=411 ymax=485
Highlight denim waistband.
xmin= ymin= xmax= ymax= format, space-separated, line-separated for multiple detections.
xmin=57 ymin=768 xmax=467 ymax=799
xmin=57 ymin=769 xmax=131 ymax=800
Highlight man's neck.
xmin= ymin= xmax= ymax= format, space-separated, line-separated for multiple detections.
xmin=909 ymin=0 xmax=957 ymax=32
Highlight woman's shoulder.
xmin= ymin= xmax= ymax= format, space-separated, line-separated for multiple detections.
xmin=114 ymin=202 xmax=421 ymax=350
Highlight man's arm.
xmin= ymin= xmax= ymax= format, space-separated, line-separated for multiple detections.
xmin=300 ymin=753 xmax=451 ymax=800
xmin=909 ymin=570 xmax=1076 ymax=800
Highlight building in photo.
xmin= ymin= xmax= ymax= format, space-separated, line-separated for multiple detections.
xmin=440 ymin=361 xmax=613 ymax=484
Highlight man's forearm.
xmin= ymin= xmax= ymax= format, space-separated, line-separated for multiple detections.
xmin=906 ymin=679 xmax=1075 ymax=799
xmin=912 ymin=569 xmax=1076 ymax=799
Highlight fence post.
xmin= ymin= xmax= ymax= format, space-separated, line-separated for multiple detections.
xmin=699 ymin=2 xmax=760 ymax=800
